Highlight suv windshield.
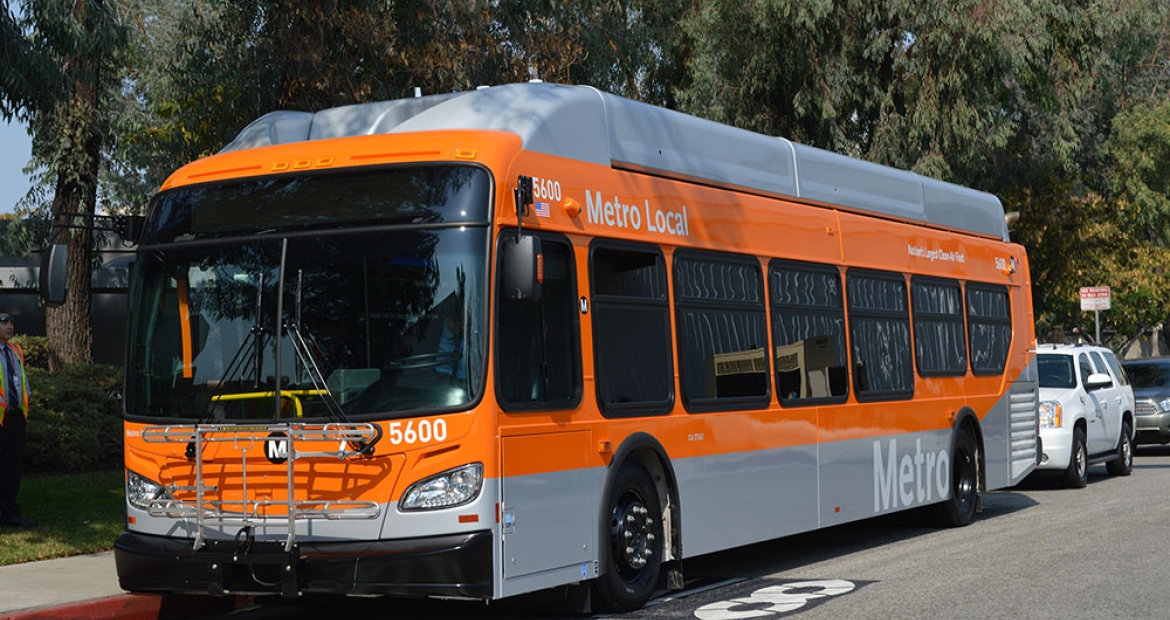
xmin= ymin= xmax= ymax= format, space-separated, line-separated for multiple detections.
xmin=126 ymin=165 xmax=490 ymax=421
xmin=1038 ymin=353 xmax=1076 ymax=389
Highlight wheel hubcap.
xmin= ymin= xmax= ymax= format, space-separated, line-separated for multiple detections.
xmin=612 ymin=496 xmax=655 ymax=576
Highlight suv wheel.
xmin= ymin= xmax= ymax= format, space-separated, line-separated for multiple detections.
xmin=1106 ymin=421 xmax=1133 ymax=477
xmin=1062 ymin=427 xmax=1088 ymax=489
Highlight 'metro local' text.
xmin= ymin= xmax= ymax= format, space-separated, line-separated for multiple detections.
xmin=585 ymin=190 xmax=690 ymax=237
xmin=873 ymin=438 xmax=950 ymax=512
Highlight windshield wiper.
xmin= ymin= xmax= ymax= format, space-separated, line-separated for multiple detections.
xmin=283 ymin=265 xmax=381 ymax=454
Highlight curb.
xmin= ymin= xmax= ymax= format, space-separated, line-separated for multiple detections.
xmin=0 ymin=593 xmax=249 ymax=620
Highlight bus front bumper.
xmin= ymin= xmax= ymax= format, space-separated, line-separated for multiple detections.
xmin=114 ymin=529 xmax=493 ymax=599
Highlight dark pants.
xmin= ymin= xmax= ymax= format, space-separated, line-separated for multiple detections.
xmin=0 ymin=408 xmax=27 ymax=517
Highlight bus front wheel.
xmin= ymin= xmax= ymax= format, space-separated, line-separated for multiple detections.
xmin=592 ymin=461 xmax=663 ymax=613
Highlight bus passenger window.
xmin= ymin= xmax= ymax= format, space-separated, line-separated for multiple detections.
xmin=847 ymin=270 xmax=913 ymax=400
xmin=911 ymin=277 xmax=967 ymax=376
xmin=674 ymin=251 xmax=769 ymax=412
xmin=769 ymin=260 xmax=849 ymax=404
xmin=496 ymin=236 xmax=581 ymax=410
xmin=967 ymin=284 xmax=1011 ymax=375
xmin=589 ymin=243 xmax=673 ymax=417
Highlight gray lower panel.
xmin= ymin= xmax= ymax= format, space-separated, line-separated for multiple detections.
xmin=674 ymin=443 xmax=819 ymax=558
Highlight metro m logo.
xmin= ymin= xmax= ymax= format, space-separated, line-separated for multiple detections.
xmin=266 ymin=431 xmax=290 ymax=464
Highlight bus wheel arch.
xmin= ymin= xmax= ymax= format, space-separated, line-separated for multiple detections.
xmin=592 ymin=433 xmax=681 ymax=613
xmin=926 ymin=410 xmax=982 ymax=527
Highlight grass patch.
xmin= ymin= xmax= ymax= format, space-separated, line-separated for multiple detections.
xmin=0 ymin=470 xmax=124 ymax=566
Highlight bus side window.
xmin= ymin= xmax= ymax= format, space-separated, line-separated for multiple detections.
xmin=674 ymin=250 xmax=769 ymax=412
xmin=966 ymin=284 xmax=1011 ymax=375
xmin=768 ymin=260 xmax=849 ymax=404
xmin=496 ymin=235 xmax=581 ymax=410
xmin=589 ymin=242 xmax=674 ymax=417
xmin=911 ymin=277 xmax=967 ymax=377
xmin=847 ymin=269 xmax=913 ymax=400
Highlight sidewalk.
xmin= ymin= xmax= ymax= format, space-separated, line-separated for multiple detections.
xmin=0 ymin=552 xmax=245 ymax=620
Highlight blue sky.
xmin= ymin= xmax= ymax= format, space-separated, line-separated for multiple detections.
xmin=0 ymin=120 xmax=33 ymax=215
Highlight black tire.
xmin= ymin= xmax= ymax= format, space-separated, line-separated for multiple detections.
xmin=1106 ymin=421 xmax=1133 ymax=476
xmin=926 ymin=425 xmax=979 ymax=527
xmin=592 ymin=462 xmax=663 ymax=613
xmin=1062 ymin=427 xmax=1088 ymax=488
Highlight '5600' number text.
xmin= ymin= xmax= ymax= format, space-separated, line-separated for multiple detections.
xmin=387 ymin=419 xmax=448 ymax=445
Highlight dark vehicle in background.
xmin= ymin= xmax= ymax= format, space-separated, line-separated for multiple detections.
xmin=1121 ymin=357 xmax=1170 ymax=446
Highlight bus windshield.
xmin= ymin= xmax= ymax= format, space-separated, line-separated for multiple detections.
xmin=125 ymin=165 xmax=490 ymax=421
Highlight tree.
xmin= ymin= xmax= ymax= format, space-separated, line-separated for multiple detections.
xmin=1 ymin=0 xmax=131 ymax=368
xmin=1107 ymin=101 xmax=1170 ymax=245
xmin=562 ymin=0 xmax=696 ymax=106
xmin=1008 ymin=181 xmax=1170 ymax=343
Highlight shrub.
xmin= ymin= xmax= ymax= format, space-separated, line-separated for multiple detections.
xmin=24 ymin=364 xmax=124 ymax=474
xmin=10 ymin=335 xmax=48 ymax=370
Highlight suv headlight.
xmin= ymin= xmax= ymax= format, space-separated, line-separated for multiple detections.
xmin=126 ymin=469 xmax=173 ymax=510
xmin=1159 ymin=398 xmax=1170 ymax=413
xmin=1039 ymin=401 xmax=1062 ymax=428
xmin=399 ymin=463 xmax=483 ymax=511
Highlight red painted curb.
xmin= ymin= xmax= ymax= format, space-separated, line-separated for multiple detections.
xmin=0 ymin=593 xmax=247 ymax=620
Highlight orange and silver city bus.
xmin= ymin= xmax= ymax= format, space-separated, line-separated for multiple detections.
xmin=111 ymin=82 xmax=1039 ymax=612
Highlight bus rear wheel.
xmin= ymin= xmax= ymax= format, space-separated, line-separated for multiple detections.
xmin=592 ymin=462 xmax=663 ymax=613
xmin=926 ymin=425 xmax=979 ymax=527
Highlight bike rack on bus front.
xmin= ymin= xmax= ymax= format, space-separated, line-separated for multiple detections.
xmin=140 ymin=422 xmax=382 ymax=554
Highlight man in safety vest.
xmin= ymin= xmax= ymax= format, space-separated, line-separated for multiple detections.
xmin=0 ymin=310 xmax=34 ymax=528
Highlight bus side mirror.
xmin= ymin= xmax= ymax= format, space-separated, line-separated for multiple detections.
xmin=500 ymin=233 xmax=543 ymax=303
xmin=39 ymin=244 xmax=68 ymax=308
xmin=113 ymin=215 xmax=146 ymax=244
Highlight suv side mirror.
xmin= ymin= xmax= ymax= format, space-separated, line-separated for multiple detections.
xmin=1085 ymin=373 xmax=1114 ymax=390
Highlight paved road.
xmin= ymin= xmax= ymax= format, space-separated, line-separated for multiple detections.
xmin=206 ymin=445 xmax=1170 ymax=620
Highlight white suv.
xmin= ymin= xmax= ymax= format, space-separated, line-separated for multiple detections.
xmin=1034 ymin=343 xmax=1135 ymax=488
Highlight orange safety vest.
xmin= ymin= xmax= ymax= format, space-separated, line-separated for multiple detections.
xmin=0 ymin=343 xmax=29 ymax=421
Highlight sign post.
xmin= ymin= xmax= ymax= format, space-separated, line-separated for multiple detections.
xmin=1079 ymin=286 xmax=1111 ymax=343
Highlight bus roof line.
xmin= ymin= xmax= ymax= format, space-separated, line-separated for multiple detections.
xmin=219 ymin=82 xmax=1010 ymax=243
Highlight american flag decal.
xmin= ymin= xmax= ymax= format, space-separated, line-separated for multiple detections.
xmin=535 ymin=201 xmax=551 ymax=217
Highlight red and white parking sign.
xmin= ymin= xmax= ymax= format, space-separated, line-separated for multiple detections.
xmin=1079 ymin=286 xmax=1111 ymax=311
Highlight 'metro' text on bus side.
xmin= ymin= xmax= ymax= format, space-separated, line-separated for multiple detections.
xmin=584 ymin=190 xmax=690 ymax=237
xmin=873 ymin=438 xmax=950 ymax=512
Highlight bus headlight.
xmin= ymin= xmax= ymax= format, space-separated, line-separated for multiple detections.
xmin=1039 ymin=401 xmax=1062 ymax=428
xmin=126 ymin=470 xmax=173 ymax=510
xmin=399 ymin=463 xmax=483 ymax=511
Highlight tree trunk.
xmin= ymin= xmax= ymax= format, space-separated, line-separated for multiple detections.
xmin=46 ymin=54 xmax=103 ymax=370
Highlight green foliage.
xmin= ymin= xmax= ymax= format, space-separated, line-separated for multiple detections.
xmin=11 ymin=335 xmax=49 ymax=370
xmin=1108 ymin=101 xmax=1170 ymax=244
xmin=24 ymin=364 xmax=123 ymax=474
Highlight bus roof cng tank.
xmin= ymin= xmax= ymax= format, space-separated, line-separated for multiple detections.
xmin=219 ymin=82 xmax=1009 ymax=242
